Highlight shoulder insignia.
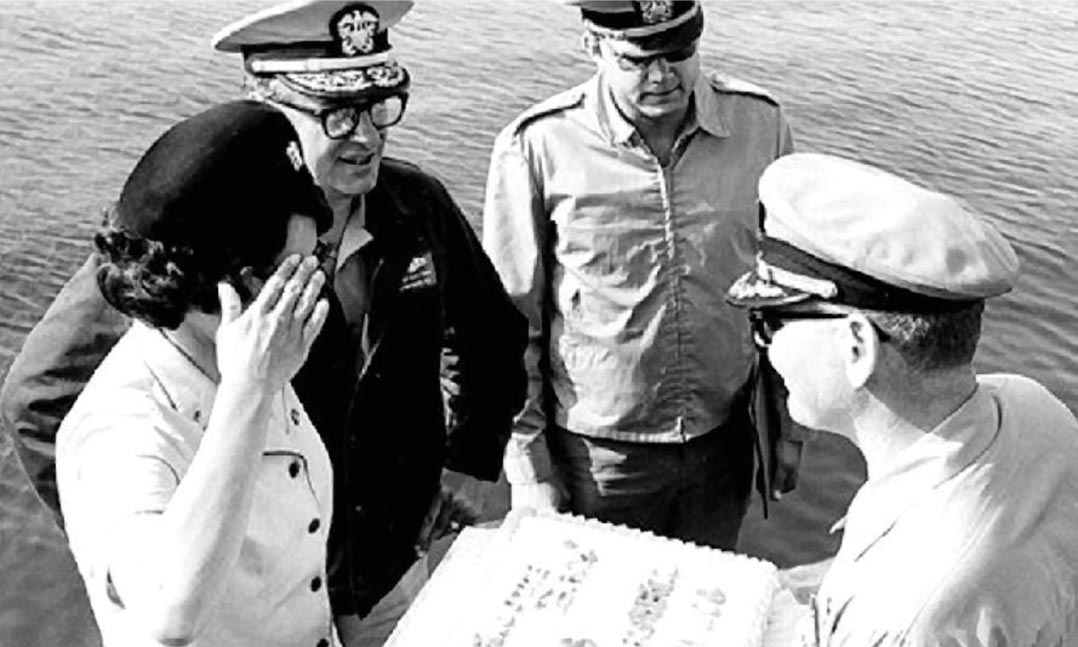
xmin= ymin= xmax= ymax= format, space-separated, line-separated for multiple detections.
xmin=505 ymin=84 xmax=587 ymax=136
xmin=707 ymin=73 xmax=780 ymax=107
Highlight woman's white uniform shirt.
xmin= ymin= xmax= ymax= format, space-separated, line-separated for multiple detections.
xmin=57 ymin=322 xmax=337 ymax=647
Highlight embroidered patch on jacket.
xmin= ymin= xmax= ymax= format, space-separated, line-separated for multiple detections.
xmin=400 ymin=251 xmax=437 ymax=291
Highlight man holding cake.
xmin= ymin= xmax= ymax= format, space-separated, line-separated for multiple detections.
xmin=482 ymin=0 xmax=804 ymax=551
xmin=726 ymin=152 xmax=1078 ymax=646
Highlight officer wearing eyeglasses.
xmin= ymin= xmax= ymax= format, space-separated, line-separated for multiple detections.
xmin=482 ymin=0 xmax=801 ymax=551
xmin=212 ymin=1 xmax=526 ymax=644
xmin=727 ymin=153 xmax=1078 ymax=647
xmin=0 ymin=2 xmax=526 ymax=646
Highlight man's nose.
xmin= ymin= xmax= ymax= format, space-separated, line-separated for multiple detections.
xmin=348 ymin=111 xmax=381 ymax=145
xmin=644 ymin=56 xmax=675 ymax=82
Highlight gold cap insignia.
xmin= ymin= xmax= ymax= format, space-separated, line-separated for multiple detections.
xmin=333 ymin=4 xmax=381 ymax=57
xmin=638 ymin=1 xmax=675 ymax=25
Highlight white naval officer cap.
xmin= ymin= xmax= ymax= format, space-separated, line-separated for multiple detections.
xmin=727 ymin=153 xmax=1020 ymax=313
xmin=212 ymin=1 xmax=413 ymax=100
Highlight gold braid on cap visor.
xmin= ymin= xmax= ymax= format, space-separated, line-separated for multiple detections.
xmin=278 ymin=60 xmax=408 ymax=97
xmin=758 ymin=237 xmax=982 ymax=313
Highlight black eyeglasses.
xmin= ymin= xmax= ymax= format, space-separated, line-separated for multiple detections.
xmin=749 ymin=309 xmax=848 ymax=349
xmin=278 ymin=93 xmax=408 ymax=139
xmin=750 ymin=309 xmax=894 ymax=349
xmin=609 ymin=42 xmax=698 ymax=72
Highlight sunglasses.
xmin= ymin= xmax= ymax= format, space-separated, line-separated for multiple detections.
xmin=749 ymin=309 xmax=848 ymax=349
xmin=277 ymin=93 xmax=408 ymax=139
xmin=608 ymin=42 xmax=698 ymax=72
xmin=750 ymin=308 xmax=895 ymax=349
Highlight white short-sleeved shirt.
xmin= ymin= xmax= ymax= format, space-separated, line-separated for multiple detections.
xmin=57 ymin=321 xmax=337 ymax=647
xmin=810 ymin=374 xmax=1078 ymax=647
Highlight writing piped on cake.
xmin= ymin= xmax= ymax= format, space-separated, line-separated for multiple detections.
xmin=386 ymin=509 xmax=779 ymax=647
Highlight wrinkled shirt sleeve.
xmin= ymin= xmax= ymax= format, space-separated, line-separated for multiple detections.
xmin=482 ymin=127 xmax=554 ymax=485
xmin=59 ymin=411 xmax=181 ymax=605
xmin=0 ymin=253 xmax=130 ymax=517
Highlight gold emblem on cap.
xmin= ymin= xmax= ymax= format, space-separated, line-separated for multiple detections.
xmin=638 ymin=1 xmax=675 ymax=25
xmin=333 ymin=4 xmax=380 ymax=57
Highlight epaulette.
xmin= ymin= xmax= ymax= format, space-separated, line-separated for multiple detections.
xmin=706 ymin=73 xmax=781 ymax=107
xmin=505 ymin=85 xmax=587 ymax=137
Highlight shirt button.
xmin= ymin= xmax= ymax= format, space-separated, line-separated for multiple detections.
xmin=308 ymin=518 xmax=321 ymax=534
xmin=310 ymin=576 xmax=322 ymax=592
xmin=289 ymin=461 xmax=301 ymax=478
xmin=290 ymin=408 xmax=301 ymax=425
xmin=316 ymin=639 xmax=329 ymax=647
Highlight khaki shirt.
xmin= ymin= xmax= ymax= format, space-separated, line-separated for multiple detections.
xmin=57 ymin=322 xmax=336 ymax=647
xmin=811 ymin=375 xmax=1078 ymax=647
xmin=483 ymin=71 xmax=793 ymax=483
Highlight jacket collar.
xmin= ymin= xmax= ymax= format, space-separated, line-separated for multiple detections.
xmin=589 ymin=72 xmax=730 ymax=146
xmin=335 ymin=197 xmax=374 ymax=274
xmin=131 ymin=321 xmax=217 ymax=430
xmin=692 ymin=73 xmax=730 ymax=138
xmin=364 ymin=161 xmax=419 ymax=254
xmin=350 ymin=162 xmax=424 ymax=367
xmin=836 ymin=385 xmax=1001 ymax=562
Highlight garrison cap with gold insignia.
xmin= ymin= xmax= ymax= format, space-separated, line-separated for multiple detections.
xmin=560 ymin=0 xmax=704 ymax=52
xmin=212 ymin=0 xmax=412 ymax=99
xmin=726 ymin=153 xmax=1020 ymax=313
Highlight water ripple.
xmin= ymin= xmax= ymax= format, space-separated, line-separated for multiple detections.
xmin=1 ymin=0 xmax=1077 ymax=569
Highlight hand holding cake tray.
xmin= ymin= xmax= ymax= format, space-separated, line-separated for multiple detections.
xmin=386 ymin=509 xmax=798 ymax=647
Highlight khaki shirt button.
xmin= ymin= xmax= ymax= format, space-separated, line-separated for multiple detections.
xmin=290 ymin=408 xmax=301 ymax=425
xmin=317 ymin=639 xmax=329 ymax=647
xmin=308 ymin=518 xmax=321 ymax=534
xmin=289 ymin=461 xmax=301 ymax=478
xmin=310 ymin=576 xmax=322 ymax=592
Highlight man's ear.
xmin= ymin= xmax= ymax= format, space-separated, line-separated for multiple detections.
xmin=840 ymin=312 xmax=880 ymax=389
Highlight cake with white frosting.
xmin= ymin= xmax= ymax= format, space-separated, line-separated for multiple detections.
xmin=389 ymin=509 xmax=779 ymax=647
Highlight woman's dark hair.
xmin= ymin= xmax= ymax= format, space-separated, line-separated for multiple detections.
xmin=94 ymin=207 xmax=277 ymax=329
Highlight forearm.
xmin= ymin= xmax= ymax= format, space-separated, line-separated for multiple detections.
xmin=110 ymin=378 xmax=274 ymax=640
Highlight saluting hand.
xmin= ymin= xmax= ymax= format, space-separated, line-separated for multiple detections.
xmin=215 ymin=255 xmax=329 ymax=391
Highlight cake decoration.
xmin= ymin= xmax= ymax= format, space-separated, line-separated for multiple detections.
xmin=388 ymin=509 xmax=779 ymax=647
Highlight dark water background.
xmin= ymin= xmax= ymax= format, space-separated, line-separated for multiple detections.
xmin=1 ymin=1 xmax=1077 ymax=644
